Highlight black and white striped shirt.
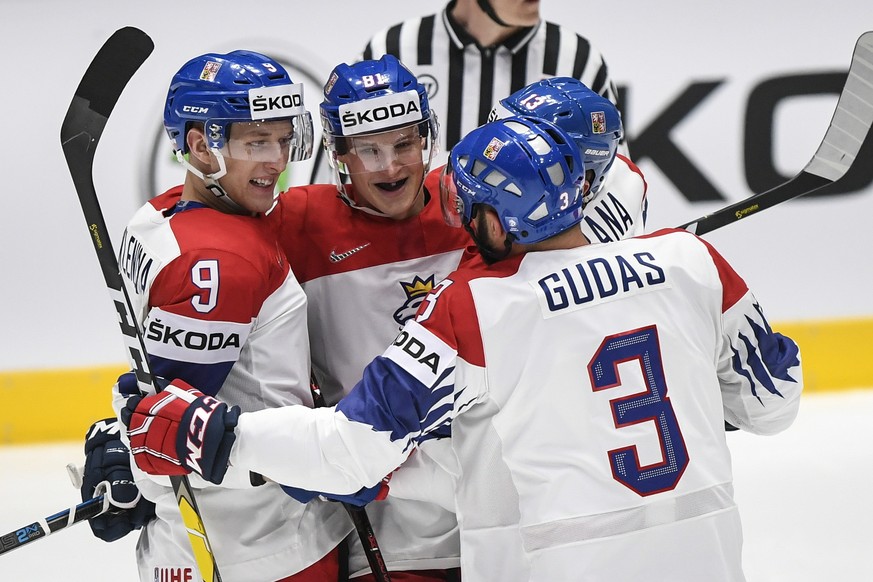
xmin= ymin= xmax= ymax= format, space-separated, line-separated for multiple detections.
xmin=362 ymin=0 xmax=621 ymax=158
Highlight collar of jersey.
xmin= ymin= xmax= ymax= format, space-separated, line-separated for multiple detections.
xmin=167 ymin=200 xmax=209 ymax=216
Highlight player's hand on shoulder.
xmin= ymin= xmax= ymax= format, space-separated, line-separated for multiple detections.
xmin=120 ymin=379 xmax=240 ymax=485
xmin=75 ymin=417 xmax=156 ymax=541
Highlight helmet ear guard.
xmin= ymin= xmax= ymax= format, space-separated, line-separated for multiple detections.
xmin=441 ymin=116 xmax=586 ymax=244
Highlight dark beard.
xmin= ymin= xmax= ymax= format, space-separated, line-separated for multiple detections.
xmin=464 ymin=211 xmax=513 ymax=265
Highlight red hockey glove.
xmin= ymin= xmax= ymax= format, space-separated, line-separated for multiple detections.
xmin=121 ymin=380 xmax=240 ymax=484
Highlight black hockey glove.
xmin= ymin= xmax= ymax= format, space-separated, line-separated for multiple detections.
xmin=79 ymin=417 xmax=156 ymax=542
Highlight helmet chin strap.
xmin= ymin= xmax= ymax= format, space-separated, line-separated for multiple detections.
xmin=333 ymin=151 xmax=433 ymax=219
xmin=334 ymin=173 xmax=394 ymax=218
xmin=476 ymin=0 xmax=512 ymax=27
xmin=175 ymin=149 xmax=248 ymax=214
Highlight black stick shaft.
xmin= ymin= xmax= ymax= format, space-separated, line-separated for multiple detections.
xmin=60 ymin=27 xmax=222 ymax=582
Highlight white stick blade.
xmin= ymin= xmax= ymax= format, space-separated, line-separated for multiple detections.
xmin=806 ymin=31 xmax=873 ymax=181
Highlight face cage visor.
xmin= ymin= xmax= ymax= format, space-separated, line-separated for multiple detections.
xmin=439 ymin=162 xmax=470 ymax=228
xmin=325 ymin=117 xmax=437 ymax=175
xmin=216 ymin=114 xmax=314 ymax=164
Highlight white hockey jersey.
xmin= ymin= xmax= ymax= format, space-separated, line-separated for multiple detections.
xmin=233 ymin=228 xmax=802 ymax=582
xmin=268 ymin=169 xmax=470 ymax=575
xmin=579 ymin=154 xmax=648 ymax=243
xmin=115 ymin=188 xmax=350 ymax=582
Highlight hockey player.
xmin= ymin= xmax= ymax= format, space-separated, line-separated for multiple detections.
xmin=490 ymin=76 xmax=648 ymax=243
xmin=80 ymin=57 xmax=648 ymax=581
xmin=275 ymin=60 xmax=647 ymax=582
xmin=80 ymin=50 xmax=351 ymax=581
xmin=122 ymin=116 xmax=803 ymax=581
xmin=267 ymin=54 xmax=466 ymax=581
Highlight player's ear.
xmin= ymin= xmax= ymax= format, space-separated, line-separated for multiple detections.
xmin=187 ymin=127 xmax=212 ymax=165
xmin=483 ymin=206 xmax=506 ymax=237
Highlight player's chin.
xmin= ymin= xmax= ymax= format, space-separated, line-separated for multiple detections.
xmin=245 ymin=185 xmax=278 ymax=212
xmin=372 ymin=188 xmax=420 ymax=218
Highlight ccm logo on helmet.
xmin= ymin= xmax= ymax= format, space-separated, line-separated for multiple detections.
xmin=182 ymin=106 xmax=209 ymax=114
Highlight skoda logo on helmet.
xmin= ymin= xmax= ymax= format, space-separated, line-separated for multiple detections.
xmin=142 ymin=48 xmax=327 ymax=204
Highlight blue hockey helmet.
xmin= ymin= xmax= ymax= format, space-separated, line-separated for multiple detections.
xmin=163 ymin=50 xmax=313 ymax=161
xmin=491 ymin=77 xmax=622 ymax=196
xmin=320 ymin=54 xmax=436 ymax=142
xmin=319 ymin=54 xmax=439 ymax=209
xmin=440 ymin=116 xmax=586 ymax=244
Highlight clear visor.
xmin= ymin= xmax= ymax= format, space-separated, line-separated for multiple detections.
xmin=219 ymin=114 xmax=314 ymax=163
xmin=439 ymin=163 xmax=466 ymax=228
xmin=326 ymin=118 xmax=436 ymax=175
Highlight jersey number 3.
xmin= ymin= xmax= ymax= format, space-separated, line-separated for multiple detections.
xmin=589 ymin=325 xmax=689 ymax=496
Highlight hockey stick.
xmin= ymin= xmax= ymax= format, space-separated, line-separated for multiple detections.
xmin=309 ymin=380 xmax=393 ymax=582
xmin=60 ymin=27 xmax=222 ymax=582
xmin=680 ymin=30 xmax=873 ymax=236
xmin=0 ymin=496 xmax=107 ymax=556
xmin=345 ymin=505 xmax=392 ymax=581
xmin=251 ymin=465 xmax=392 ymax=582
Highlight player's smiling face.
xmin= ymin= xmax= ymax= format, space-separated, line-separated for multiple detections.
xmin=218 ymin=120 xmax=294 ymax=214
xmin=343 ymin=126 xmax=428 ymax=220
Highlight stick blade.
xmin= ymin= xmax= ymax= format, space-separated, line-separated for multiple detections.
xmin=804 ymin=30 xmax=873 ymax=181
xmin=680 ymin=30 xmax=873 ymax=236
xmin=60 ymin=27 xmax=154 ymax=148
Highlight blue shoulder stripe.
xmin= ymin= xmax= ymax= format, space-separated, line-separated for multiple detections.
xmin=338 ymin=356 xmax=453 ymax=446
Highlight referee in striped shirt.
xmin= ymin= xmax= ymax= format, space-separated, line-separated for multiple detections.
xmin=308 ymin=0 xmax=625 ymax=183
xmin=363 ymin=0 xmax=626 ymax=162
